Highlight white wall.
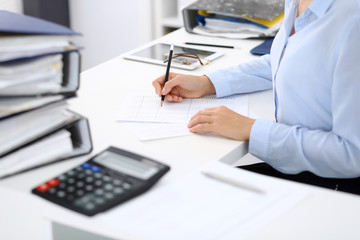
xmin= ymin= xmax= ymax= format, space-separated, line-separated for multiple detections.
xmin=0 ymin=0 xmax=23 ymax=13
xmin=69 ymin=0 xmax=154 ymax=71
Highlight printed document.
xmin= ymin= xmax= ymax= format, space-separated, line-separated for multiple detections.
xmin=117 ymin=94 xmax=248 ymax=123
xmin=117 ymin=93 xmax=248 ymax=140
xmin=122 ymin=122 xmax=192 ymax=141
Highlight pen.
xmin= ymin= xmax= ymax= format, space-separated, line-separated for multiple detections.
xmin=183 ymin=42 xmax=239 ymax=49
xmin=161 ymin=43 xmax=174 ymax=107
xmin=201 ymin=171 xmax=265 ymax=194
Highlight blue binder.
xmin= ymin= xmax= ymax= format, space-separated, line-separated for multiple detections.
xmin=0 ymin=10 xmax=79 ymax=35
xmin=250 ymin=38 xmax=274 ymax=56
xmin=0 ymin=10 xmax=81 ymax=64
xmin=0 ymin=11 xmax=81 ymax=96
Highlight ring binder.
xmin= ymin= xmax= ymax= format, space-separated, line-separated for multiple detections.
xmin=0 ymin=114 xmax=93 ymax=179
xmin=0 ymin=51 xmax=81 ymax=97
xmin=182 ymin=1 xmax=284 ymax=39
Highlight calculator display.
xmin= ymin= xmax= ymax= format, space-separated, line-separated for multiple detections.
xmin=93 ymin=151 xmax=158 ymax=180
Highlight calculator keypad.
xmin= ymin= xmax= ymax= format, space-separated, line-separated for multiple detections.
xmin=32 ymin=147 xmax=170 ymax=216
xmin=33 ymin=162 xmax=137 ymax=215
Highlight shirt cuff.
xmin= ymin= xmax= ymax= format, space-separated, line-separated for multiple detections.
xmin=249 ymin=119 xmax=275 ymax=160
xmin=205 ymin=71 xmax=232 ymax=98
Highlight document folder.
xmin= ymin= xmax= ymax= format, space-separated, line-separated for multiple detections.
xmin=0 ymin=109 xmax=92 ymax=179
xmin=250 ymin=38 xmax=274 ymax=55
xmin=182 ymin=1 xmax=283 ymax=39
xmin=0 ymin=95 xmax=66 ymax=120
xmin=0 ymin=10 xmax=80 ymax=63
xmin=0 ymin=51 xmax=81 ymax=97
xmin=1 ymin=102 xmax=76 ymax=155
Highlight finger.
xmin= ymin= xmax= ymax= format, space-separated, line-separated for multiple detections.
xmin=189 ymin=123 xmax=212 ymax=133
xmin=165 ymin=94 xmax=183 ymax=103
xmin=188 ymin=115 xmax=213 ymax=128
xmin=162 ymin=76 xmax=182 ymax=95
xmin=152 ymin=77 xmax=164 ymax=96
xmin=204 ymin=107 xmax=218 ymax=111
xmin=153 ymin=74 xmax=165 ymax=84
xmin=189 ymin=106 xmax=226 ymax=120
xmin=171 ymin=95 xmax=183 ymax=102
xmin=154 ymin=83 xmax=162 ymax=96
xmin=189 ymin=109 xmax=214 ymax=121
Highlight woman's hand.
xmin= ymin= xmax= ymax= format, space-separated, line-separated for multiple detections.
xmin=187 ymin=106 xmax=255 ymax=141
xmin=152 ymin=72 xmax=215 ymax=102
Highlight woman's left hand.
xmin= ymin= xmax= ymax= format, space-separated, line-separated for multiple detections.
xmin=187 ymin=106 xmax=255 ymax=141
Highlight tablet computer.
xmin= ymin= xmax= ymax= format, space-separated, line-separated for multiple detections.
xmin=123 ymin=42 xmax=224 ymax=70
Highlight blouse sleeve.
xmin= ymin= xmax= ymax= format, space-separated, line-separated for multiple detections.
xmin=206 ymin=54 xmax=273 ymax=98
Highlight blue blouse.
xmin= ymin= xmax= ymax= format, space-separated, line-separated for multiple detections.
xmin=206 ymin=0 xmax=360 ymax=178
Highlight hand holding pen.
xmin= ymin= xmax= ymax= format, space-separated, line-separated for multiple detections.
xmin=152 ymin=73 xmax=216 ymax=104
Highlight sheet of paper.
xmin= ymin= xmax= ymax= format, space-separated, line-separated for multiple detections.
xmin=117 ymin=94 xmax=248 ymax=123
xmin=99 ymin=162 xmax=310 ymax=240
xmin=122 ymin=122 xmax=191 ymax=141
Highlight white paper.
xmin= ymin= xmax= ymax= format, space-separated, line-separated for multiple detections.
xmin=0 ymin=55 xmax=63 ymax=95
xmin=193 ymin=21 xmax=282 ymax=39
xmin=122 ymin=122 xmax=191 ymax=141
xmin=117 ymin=94 xmax=248 ymax=123
xmin=99 ymin=162 xmax=310 ymax=240
xmin=0 ymin=35 xmax=72 ymax=62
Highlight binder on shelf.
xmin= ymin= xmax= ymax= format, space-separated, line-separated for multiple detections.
xmin=182 ymin=0 xmax=284 ymax=39
xmin=0 ymin=104 xmax=92 ymax=179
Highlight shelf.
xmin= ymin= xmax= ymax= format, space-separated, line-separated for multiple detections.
xmin=162 ymin=16 xmax=183 ymax=28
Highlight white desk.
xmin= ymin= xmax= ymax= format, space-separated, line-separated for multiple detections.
xmin=1 ymin=28 xmax=360 ymax=240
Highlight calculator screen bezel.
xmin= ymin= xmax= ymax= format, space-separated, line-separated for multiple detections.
xmin=93 ymin=151 xmax=158 ymax=180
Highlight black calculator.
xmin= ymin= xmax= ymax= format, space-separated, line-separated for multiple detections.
xmin=32 ymin=146 xmax=170 ymax=216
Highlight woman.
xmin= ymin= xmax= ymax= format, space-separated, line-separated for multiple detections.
xmin=152 ymin=0 xmax=360 ymax=194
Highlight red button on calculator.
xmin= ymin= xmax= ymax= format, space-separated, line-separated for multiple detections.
xmin=36 ymin=184 xmax=49 ymax=193
xmin=46 ymin=179 xmax=60 ymax=187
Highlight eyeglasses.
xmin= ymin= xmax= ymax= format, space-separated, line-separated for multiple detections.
xmin=164 ymin=52 xmax=210 ymax=66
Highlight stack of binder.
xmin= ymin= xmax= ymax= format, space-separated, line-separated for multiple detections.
xmin=0 ymin=10 xmax=92 ymax=179
xmin=182 ymin=0 xmax=284 ymax=39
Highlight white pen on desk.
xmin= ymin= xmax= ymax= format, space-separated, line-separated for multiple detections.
xmin=201 ymin=171 xmax=265 ymax=194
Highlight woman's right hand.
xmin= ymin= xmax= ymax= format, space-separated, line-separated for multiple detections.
xmin=152 ymin=72 xmax=216 ymax=103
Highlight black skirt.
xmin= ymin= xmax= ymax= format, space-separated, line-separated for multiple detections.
xmin=239 ymin=163 xmax=360 ymax=195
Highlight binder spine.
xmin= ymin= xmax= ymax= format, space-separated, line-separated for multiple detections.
xmin=182 ymin=8 xmax=200 ymax=34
